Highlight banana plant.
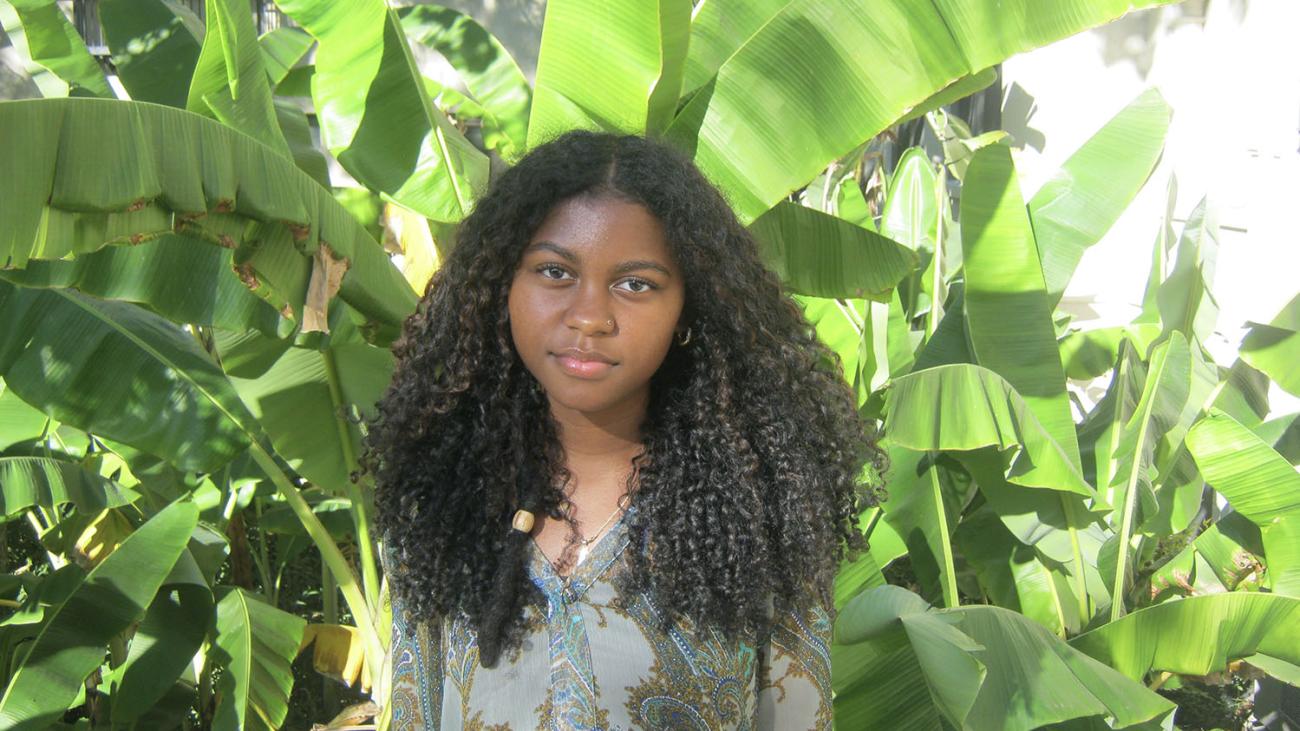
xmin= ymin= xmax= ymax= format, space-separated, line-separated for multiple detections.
xmin=11 ymin=0 xmax=1288 ymax=727
xmin=812 ymin=89 xmax=1299 ymax=727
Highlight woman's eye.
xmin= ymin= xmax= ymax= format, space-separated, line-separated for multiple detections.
xmin=618 ymin=278 xmax=657 ymax=294
xmin=537 ymin=265 xmax=571 ymax=280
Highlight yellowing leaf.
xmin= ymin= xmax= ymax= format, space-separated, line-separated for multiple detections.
xmin=74 ymin=509 xmax=134 ymax=567
xmin=382 ymin=203 xmax=441 ymax=296
xmin=299 ymin=622 xmax=371 ymax=692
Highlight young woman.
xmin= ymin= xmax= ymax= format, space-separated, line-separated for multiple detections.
xmin=364 ymin=130 xmax=886 ymax=730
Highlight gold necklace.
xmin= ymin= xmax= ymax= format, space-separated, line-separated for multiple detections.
xmin=533 ymin=486 xmax=634 ymax=572
xmin=574 ymin=493 xmax=631 ymax=565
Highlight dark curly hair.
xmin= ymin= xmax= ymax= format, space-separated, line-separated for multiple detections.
xmin=362 ymin=129 xmax=887 ymax=668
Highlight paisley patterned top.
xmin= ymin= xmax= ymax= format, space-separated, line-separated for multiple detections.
xmin=385 ymin=507 xmax=834 ymax=730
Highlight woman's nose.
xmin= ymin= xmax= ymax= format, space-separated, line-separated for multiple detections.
xmin=564 ymin=283 xmax=616 ymax=336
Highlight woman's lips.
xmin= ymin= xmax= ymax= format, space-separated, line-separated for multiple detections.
xmin=552 ymin=353 xmax=615 ymax=379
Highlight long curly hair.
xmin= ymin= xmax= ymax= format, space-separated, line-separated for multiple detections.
xmin=362 ymin=129 xmax=887 ymax=667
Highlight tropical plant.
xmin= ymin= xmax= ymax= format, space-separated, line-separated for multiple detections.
xmin=810 ymin=92 xmax=1300 ymax=728
xmin=2 ymin=0 xmax=1294 ymax=728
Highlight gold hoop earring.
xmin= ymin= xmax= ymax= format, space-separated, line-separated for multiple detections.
xmin=676 ymin=326 xmax=692 ymax=346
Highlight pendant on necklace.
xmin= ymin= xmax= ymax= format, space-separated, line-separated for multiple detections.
xmin=576 ymin=542 xmax=592 ymax=566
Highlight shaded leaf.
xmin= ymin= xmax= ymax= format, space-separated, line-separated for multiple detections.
xmin=273 ymin=0 xmax=489 ymax=223
xmin=748 ymin=201 xmax=916 ymax=301
xmin=210 ymin=586 xmax=306 ymax=731
xmin=0 ymin=499 xmax=198 ymax=730
xmin=98 ymin=0 xmax=203 ymax=107
xmin=0 ymin=456 xmax=139 ymax=517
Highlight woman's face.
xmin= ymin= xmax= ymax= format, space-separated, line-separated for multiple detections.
xmin=508 ymin=194 xmax=686 ymax=423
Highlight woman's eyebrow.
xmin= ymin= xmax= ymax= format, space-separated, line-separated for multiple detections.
xmin=524 ymin=240 xmax=673 ymax=278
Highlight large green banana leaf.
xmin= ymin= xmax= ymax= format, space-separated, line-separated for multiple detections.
xmin=1240 ymin=293 xmax=1300 ymax=398
xmin=0 ymin=97 xmax=416 ymax=337
xmin=0 ymin=234 xmax=290 ymax=338
xmin=209 ymin=586 xmax=306 ymax=731
xmin=748 ymin=202 xmax=916 ymax=301
xmin=0 ymin=498 xmax=198 ymax=730
xmin=272 ymin=0 xmax=488 ymax=223
xmin=1029 ymin=88 xmax=1171 ymax=305
xmin=7 ymin=0 xmax=112 ymax=98
xmin=186 ymin=0 xmax=290 ymax=157
xmin=186 ymin=0 xmax=332 ymax=196
xmin=961 ymin=144 xmax=1080 ymax=468
xmin=959 ymin=143 xmax=1101 ymax=619
xmin=0 ymin=281 xmax=257 ymax=472
xmin=665 ymin=0 xmax=1177 ymax=224
xmin=678 ymin=0 xmax=784 ymax=100
xmin=528 ymin=0 xmax=691 ymax=145
xmin=1186 ymin=410 xmax=1300 ymax=597
xmin=833 ymin=585 xmax=1174 ymax=730
xmin=683 ymin=0 xmax=995 ymax=123
xmin=0 ymin=456 xmax=139 ymax=517
xmin=98 ymin=0 xmax=204 ymax=108
xmin=109 ymin=549 xmax=213 ymax=725
xmin=1071 ymin=592 xmax=1300 ymax=681
xmin=884 ymin=364 xmax=1094 ymax=499
xmin=398 ymin=5 xmax=532 ymax=162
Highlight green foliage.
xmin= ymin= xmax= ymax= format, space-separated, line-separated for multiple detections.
xmin=3 ymin=0 xmax=1293 ymax=729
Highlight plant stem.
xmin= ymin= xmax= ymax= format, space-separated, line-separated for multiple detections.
xmin=322 ymin=561 xmax=340 ymax=711
xmin=1061 ymin=499 xmax=1091 ymax=623
xmin=1112 ymin=402 xmax=1157 ymax=622
xmin=247 ymin=443 xmax=384 ymax=678
xmin=928 ymin=458 xmax=959 ymax=607
xmin=321 ymin=347 xmax=381 ymax=611
xmin=833 ymin=298 xmax=864 ymax=334
xmin=927 ymin=165 xmax=946 ymax=339
xmin=250 ymin=499 xmax=275 ymax=604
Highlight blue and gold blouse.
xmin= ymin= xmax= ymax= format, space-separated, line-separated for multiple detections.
xmin=386 ymin=508 xmax=834 ymax=730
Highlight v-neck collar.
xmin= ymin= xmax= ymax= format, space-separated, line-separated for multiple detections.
xmin=528 ymin=506 xmax=634 ymax=605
